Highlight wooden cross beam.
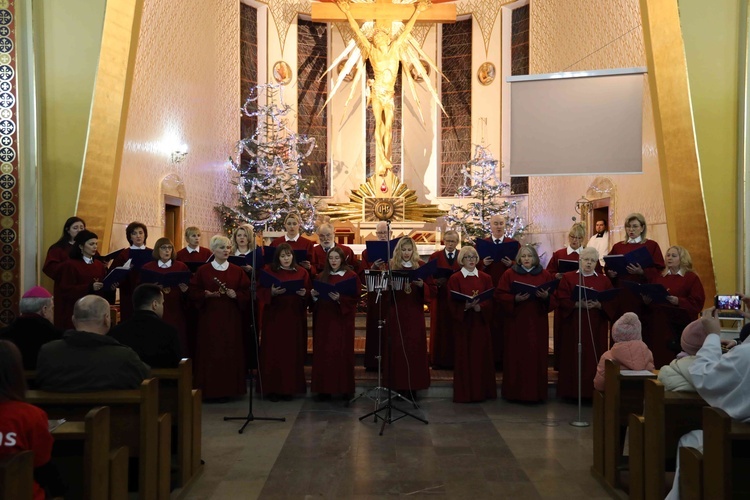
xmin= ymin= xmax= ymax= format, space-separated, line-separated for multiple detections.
xmin=311 ymin=0 xmax=456 ymax=24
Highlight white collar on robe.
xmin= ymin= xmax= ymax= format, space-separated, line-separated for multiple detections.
xmin=159 ymin=260 xmax=172 ymax=268
xmin=330 ymin=270 xmax=346 ymax=276
xmin=567 ymin=246 xmax=582 ymax=255
xmin=83 ymin=255 xmax=94 ymax=264
xmin=234 ymin=249 xmax=249 ymax=256
xmin=461 ymin=267 xmax=478 ymax=277
xmin=577 ymin=269 xmax=598 ymax=277
xmin=285 ymin=234 xmax=299 ymax=242
xmin=401 ymin=261 xmax=414 ymax=268
xmin=445 ymin=249 xmax=457 ymax=258
xmin=627 ymin=236 xmax=643 ymax=244
xmin=665 ymin=268 xmax=685 ymax=276
xmin=130 ymin=244 xmax=146 ymax=250
xmin=186 ymin=245 xmax=200 ymax=253
xmin=211 ymin=260 xmax=229 ymax=271
xmin=521 ymin=266 xmax=534 ymax=273
xmin=280 ymin=266 xmax=297 ymax=272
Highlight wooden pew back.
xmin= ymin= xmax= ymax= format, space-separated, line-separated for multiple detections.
xmin=0 ymin=450 xmax=33 ymax=500
xmin=702 ymin=406 xmax=750 ymax=500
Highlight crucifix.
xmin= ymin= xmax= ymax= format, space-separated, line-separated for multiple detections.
xmin=312 ymin=0 xmax=456 ymax=196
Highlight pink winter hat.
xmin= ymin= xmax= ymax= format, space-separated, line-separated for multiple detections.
xmin=681 ymin=319 xmax=708 ymax=356
xmin=612 ymin=312 xmax=642 ymax=342
xmin=22 ymin=286 xmax=52 ymax=299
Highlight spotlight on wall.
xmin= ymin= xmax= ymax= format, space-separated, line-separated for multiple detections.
xmin=170 ymin=147 xmax=188 ymax=164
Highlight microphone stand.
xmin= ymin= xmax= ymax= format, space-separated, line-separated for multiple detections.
xmin=224 ymin=241 xmax=286 ymax=433
xmin=358 ymin=220 xmax=428 ymax=435
xmin=571 ymin=259 xmax=589 ymax=428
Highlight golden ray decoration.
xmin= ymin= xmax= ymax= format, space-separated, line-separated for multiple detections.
xmin=320 ymin=178 xmax=447 ymax=223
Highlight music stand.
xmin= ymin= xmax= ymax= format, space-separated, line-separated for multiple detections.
xmin=224 ymin=241 xmax=286 ymax=433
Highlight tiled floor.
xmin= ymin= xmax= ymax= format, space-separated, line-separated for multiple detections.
xmin=185 ymin=390 xmax=612 ymax=499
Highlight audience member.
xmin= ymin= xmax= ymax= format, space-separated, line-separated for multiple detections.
xmin=109 ymin=284 xmax=182 ymax=368
xmin=593 ymin=312 xmax=655 ymax=391
xmin=36 ymin=295 xmax=150 ymax=392
xmin=0 ymin=286 xmax=61 ymax=369
xmin=656 ymin=318 xmax=709 ymax=392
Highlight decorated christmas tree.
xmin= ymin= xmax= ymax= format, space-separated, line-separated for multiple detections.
xmin=216 ymin=84 xmax=318 ymax=234
xmin=446 ymin=145 xmax=528 ymax=243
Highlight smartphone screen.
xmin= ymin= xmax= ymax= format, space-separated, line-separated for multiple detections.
xmin=715 ymin=294 xmax=742 ymax=310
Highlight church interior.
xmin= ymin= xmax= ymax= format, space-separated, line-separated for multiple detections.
xmin=2 ymin=0 xmax=747 ymax=498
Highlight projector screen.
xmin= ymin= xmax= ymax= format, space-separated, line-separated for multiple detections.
xmin=508 ymin=68 xmax=646 ymax=176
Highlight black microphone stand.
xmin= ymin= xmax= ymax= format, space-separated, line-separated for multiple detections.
xmin=224 ymin=240 xmax=285 ymax=433
xmin=358 ymin=220 xmax=428 ymax=435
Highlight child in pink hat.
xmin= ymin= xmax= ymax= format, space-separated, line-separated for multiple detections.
xmin=656 ymin=319 xmax=709 ymax=392
xmin=593 ymin=313 xmax=655 ymax=391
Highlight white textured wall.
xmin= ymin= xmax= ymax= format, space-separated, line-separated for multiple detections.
xmin=112 ymin=0 xmax=240 ymax=249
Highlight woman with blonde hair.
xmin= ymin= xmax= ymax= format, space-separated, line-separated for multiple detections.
xmin=383 ymin=236 xmax=431 ymax=397
xmin=495 ymin=245 xmax=557 ymax=402
xmin=270 ymin=213 xmax=315 ymax=272
xmin=642 ymin=245 xmax=705 ymax=366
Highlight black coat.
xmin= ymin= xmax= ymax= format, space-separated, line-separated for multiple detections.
xmin=0 ymin=314 xmax=61 ymax=369
xmin=109 ymin=310 xmax=182 ymax=368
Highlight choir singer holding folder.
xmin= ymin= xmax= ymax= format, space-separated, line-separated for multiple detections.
xmin=495 ymin=245 xmax=557 ymax=402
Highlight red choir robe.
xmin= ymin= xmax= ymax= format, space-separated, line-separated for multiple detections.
xmin=175 ymin=246 xmax=212 ymax=360
xmin=555 ymin=271 xmax=613 ymax=399
xmin=270 ymin=235 xmax=315 ymax=260
xmin=43 ymin=242 xmax=75 ymax=328
xmin=310 ymin=244 xmax=358 ymax=276
xmin=359 ymin=249 xmax=387 ymax=370
xmin=175 ymin=246 xmax=212 ymax=263
xmin=546 ymin=247 xmax=582 ymax=370
xmin=495 ymin=265 xmax=557 ymax=402
xmin=607 ymin=239 xmax=665 ymax=320
xmin=189 ymin=262 xmax=251 ymax=399
xmin=478 ymin=236 xmax=515 ymax=369
xmin=381 ymin=262 xmax=431 ymax=392
xmin=427 ymin=249 xmax=461 ymax=368
xmin=257 ymin=266 xmax=311 ymax=396
xmin=446 ymin=270 xmax=497 ymax=403
xmin=111 ymin=247 xmax=153 ymax=322
xmin=310 ymin=270 xmax=361 ymax=395
xmin=57 ymin=258 xmax=109 ymax=331
xmin=141 ymin=260 xmax=190 ymax=355
xmin=642 ymin=270 xmax=705 ymax=367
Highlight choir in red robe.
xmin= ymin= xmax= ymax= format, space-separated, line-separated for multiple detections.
xmin=110 ymin=222 xmax=152 ymax=322
xmin=310 ymin=243 xmax=357 ymax=275
xmin=141 ymin=254 xmax=190 ymax=355
xmin=546 ymin=244 xmax=582 ymax=370
xmin=359 ymin=247 xmax=387 ymax=370
xmin=43 ymin=217 xmax=86 ymax=328
xmin=479 ymin=230 xmax=515 ymax=369
xmin=427 ymin=245 xmax=461 ymax=368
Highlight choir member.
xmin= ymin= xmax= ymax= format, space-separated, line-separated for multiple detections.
xmin=311 ymin=223 xmax=357 ymax=275
xmin=57 ymin=230 xmax=111 ymax=330
xmin=140 ymin=237 xmax=190 ymax=355
xmin=427 ymin=229 xmax=461 ymax=368
xmin=231 ymin=223 xmax=261 ymax=369
xmin=175 ymin=226 xmax=212 ymax=263
xmin=270 ymin=213 xmax=315 ymax=272
xmin=495 ymin=245 xmax=557 ymax=402
xmin=555 ymin=247 xmax=613 ymax=399
xmin=641 ymin=245 xmax=705 ymax=367
xmin=230 ymin=223 xmax=256 ymax=274
xmin=110 ymin=221 xmax=152 ymax=322
xmin=310 ymin=246 xmax=361 ymax=401
xmin=257 ymin=243 xmax=311 ymax=401
xmin=446 ymin=246 xmax=497 ymax=403
xmin=606 ymin=213 xmax=665 ymax=319
xmin=359 ymin=221 xmax=389 ymax=371
xmin=546 ymin=222 xmax=585 ymax=370
xmin=42 ymin=216 xmax=86 ymax=328
xmin=587 ymin=219 xmax=609 ymax=266
xmin=479 ymin=214 xmax=515 ymax=370
xmin=189 ymin=235 xmax=251 ymax=401
xmin=384 ymin=236 xmax=430 ymax=397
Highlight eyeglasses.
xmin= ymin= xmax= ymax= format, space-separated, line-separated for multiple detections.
xmin=160 ymin=245 xmax=174 ymax=250
xmin=464 ymin=255 xmax=479 ymax=260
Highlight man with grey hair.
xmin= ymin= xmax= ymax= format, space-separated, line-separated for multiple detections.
xmin=0 ymin=285 xmax=60 ymax=369
xmin=37 ymin=295 xmax=150 ymax=392
xmin=310 ymin=222 xmax=358 ymax=274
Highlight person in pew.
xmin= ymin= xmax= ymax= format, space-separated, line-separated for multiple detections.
xmin=656 ymin=318 xmax=709 ymax=392
xmin=0 ymin=340 xmax=65 ymax=500
xmin=666 ymin=308 xmax=747 ymax=499
xmin=0 ymin=286 xmax=61 ymax=370
xmin=36 ymin=295 xmax=150 ymax=392
xmin=42 ymin=216 xmax=87 ymax=328
xmin=175 ymin=226 xmax=212 ymax=263
xmin=593 ymin=312 xmax=655 ymax=392
xmin=109 ymin=284 xmax=181 ymax=368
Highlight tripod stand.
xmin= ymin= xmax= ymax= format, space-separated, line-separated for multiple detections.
xmin=224 ymin=243 xmax=285 ymax=433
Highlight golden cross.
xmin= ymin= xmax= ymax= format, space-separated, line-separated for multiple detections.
xmin=311 ymin=0 xmax=456 ymax=26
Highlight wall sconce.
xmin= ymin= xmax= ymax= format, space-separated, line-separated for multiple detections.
xmin=170 ymin=147 xmax=188 ymax=164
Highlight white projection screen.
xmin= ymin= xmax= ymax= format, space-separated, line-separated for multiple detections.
xmin=508 ymin=68 xmax=646 ymax=176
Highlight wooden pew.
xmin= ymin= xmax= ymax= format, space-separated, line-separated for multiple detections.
xmin=702 ymin=406 xmax=750 ymax=499
xmin=50 ymin=405 xmax=129 ymax=499
xmin=27 ymin=378 xmax=163 ymax=500
xmin=600 ymin=359 xmax=656 ymax=489
xmin=0 ymin=450 xmax=33 ymax=500
xmin=679 ymin=447 xmax=703 ymax=500
xmin=628 ymin=414 xmax=646 ymax=500
xmin=643 ymin=379 xmax=707 ymax=500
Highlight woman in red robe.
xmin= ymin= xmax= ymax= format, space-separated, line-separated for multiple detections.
xmin=641 ymin=245 xmax=705 ymax=367
xmin=257 ymin=243 xmax=311 ymax=401
xmin=231 ymin=224 xmax=262 ymax=370
xmin=189 ymin=235 xmax=251 ymax=401
xmin=606 ymin=213 xmax=665 ymax=320
xmin=427 ymin=230 xmax=461 ymax=369
xmin=383 ymin=237 xmax=430 ymax=396
xmin=58 ymin=230 xmax=111 ymax=330
xmin=270 ymin=213 xmax=315 ymax=272
xmin=495 ymin=244 xmax=557 ymax=402
xmin=141 ymin=237 xmax=190 ymax=355
xmin=110 ymin=222 xmax=152 ymax=322
xmin=359 ymin=221 xmax=389 ymax=371
xmin=310 ymin=247 xmax=361 ymax=400
xmin=446 ymin=246 xmax=497 ymax=403
xmin=555 ymin=247 xmax=613 ymax=399
xmin=43 ymin=216 xmax=86 ymax=328
xmin=175 ymin=226 xmax=212 ymax=263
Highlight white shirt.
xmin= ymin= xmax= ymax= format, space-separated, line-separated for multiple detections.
xmin=577 ymin=269 xmax=599 ymax=277
xmin=83 ymin=256 xmax=94 ymax=265
xmin=461 ymin=268 xmax=478 ymax=278
xmin=445 ymin=249 xmax=456 ymax=260
xmin=566 ymin=246 xmax=582 ymax=255
xmin=285 ymin=235 xmax=300 ymax=243
xmin=159 ymin=260 xmax=172 ymax=269
xmin=665 ymin=268 xmax=685 ymax=277
xmin=520 ymin=266 xmax=535 ymax=273
xmin=130 ymin=244 xmax=147 ymax=250
xmin=401 ymin=261 xmax=414 ymax=268
xmin=234 ymin=249 xmax=249 ymax=256
xmin=211 ymin=260 xmax=229 ymax=271
xmin=627 ymin=236 xmax=643 ymax=244
xmin=186 ymin=246 xmax=200 ymax=254
xmin=331 ymin=270 xmax=346 ymax=276
xmin=587 ymin=232 xmax=610 ymax=265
